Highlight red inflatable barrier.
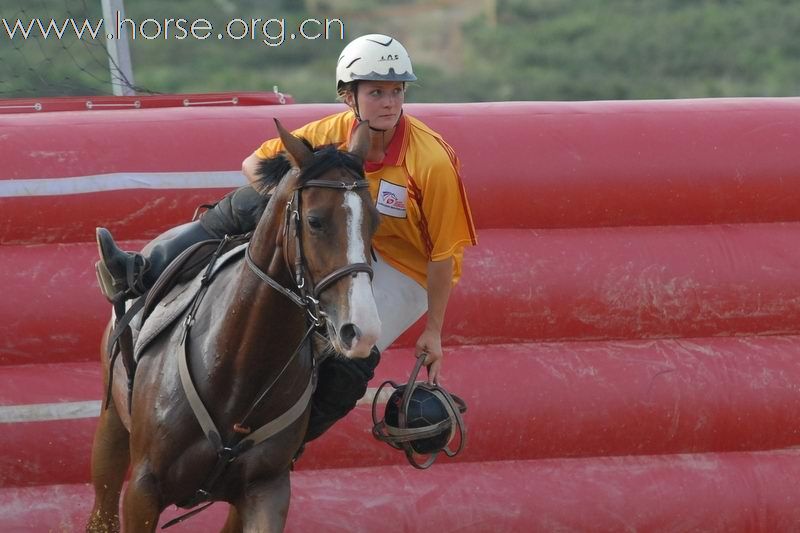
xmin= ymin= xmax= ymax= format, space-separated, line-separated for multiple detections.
xmin=3 ymin=99 xmax=800 ymax=244
xmin=4 ymin=451 xmax=800 ymax=531
xmin=2 ymin=97 xmax=800 ymax=530
xmin=4 ymin=223 xmax=800 ymax=365
xmin=4 ymin=339 xmax=800 ymax=487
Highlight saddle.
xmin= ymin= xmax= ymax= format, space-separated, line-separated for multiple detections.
xmin=104 ymin=234 xmax=250 ymax=410
xmin=131 ymin=235 xmax=251 ymax=360
xmin=141 ymin=234 xmax=251 ymax=323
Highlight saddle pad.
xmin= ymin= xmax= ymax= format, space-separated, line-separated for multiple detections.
xmin=142 ymin=234 xmax=251 ymax=323
xmin=133 ymin=243 xmax=248 ymax=361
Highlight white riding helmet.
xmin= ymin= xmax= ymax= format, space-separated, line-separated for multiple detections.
xmin=336 ymin=34 xmax=417 ymax=93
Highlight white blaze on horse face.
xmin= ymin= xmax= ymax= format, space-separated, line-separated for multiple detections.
xmin=343 ymin=191 xmax=381 ymax=356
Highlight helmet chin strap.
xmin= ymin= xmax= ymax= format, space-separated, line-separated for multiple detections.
xmin=364 ymin=115 xmax=401 ymax=157
xmin=348 ymin=83 xmax=403 ymax=160
xmin=352 ymin=94 xmax=402 ymax=156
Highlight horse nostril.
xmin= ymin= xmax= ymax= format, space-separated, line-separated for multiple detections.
xmin=339 ymin=323 xmax=361 ymax=349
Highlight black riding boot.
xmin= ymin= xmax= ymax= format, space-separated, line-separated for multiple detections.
xmin=95 ymin=221 xmax=214 ymax=303
xmin=303 ymin=346 xmax=382 ymax=443
xmin=95 ymin=185 xmax=270 ymax=303
xmin=199 ymin=184 xmax=269 ymax=239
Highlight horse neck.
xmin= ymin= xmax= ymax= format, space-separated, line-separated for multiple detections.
xmin=210 ymin=197 xmax=312 ymax=413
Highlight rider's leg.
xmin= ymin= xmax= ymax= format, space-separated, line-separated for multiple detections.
xmin=303 ymin=346 xmax=381 ymax=443
xmin=95 ymin=221 xmax=213 ymax=303
xmin=95 ymin=185 xmax=269 ymax=302
xmin=198 ymin=183 xmax=267 ymax=240
xmin=301 ymin=252 xmax=428 ymax=444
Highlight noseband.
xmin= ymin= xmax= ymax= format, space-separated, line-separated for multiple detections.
xmin=245 ymin=177 xmax=374 ymax=324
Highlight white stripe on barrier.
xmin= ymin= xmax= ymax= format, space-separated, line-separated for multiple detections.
xmin=0 ymin=387 xmax=394 ymax=423
xmin=0 ymin=400 xmax=101 ymax=423
xmin=0 ymin=171 xmax=246 ymax=198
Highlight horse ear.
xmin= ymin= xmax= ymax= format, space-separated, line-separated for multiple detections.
xmin=349 ymin=120 xmax=370 ymax=163
xmin=274 ymin=118 xmax=312 ymax=169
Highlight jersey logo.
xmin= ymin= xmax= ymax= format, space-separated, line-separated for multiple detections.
xmin=376 ymin=180 xmax=407 ymax=218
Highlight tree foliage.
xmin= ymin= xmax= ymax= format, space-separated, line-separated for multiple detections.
xmin=1 ymin=0 xmax=797 ymax=102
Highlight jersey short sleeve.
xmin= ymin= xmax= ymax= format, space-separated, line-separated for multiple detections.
xmin=416 ymin=147 xmax=477 ymax=262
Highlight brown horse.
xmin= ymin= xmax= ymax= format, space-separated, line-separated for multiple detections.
xmin=87 ymin=120 xmax=381 ymax=532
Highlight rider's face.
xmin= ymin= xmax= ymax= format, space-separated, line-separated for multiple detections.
xmin=349 ymin=81 xmax=405 ymax=131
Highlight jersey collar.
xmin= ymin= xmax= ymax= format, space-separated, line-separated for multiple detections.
xmin=349 ymin=113 xmax=409 ymax=173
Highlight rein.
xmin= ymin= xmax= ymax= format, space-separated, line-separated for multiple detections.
xmin=166 ymin=177 xmax=374 ymax=527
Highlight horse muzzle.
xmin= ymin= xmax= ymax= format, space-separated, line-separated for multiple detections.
xmin=336 ymin=320 xmax=380 ymax=358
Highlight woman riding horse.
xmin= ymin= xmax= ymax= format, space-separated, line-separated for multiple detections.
xmin=89 ymin=121 xmax=380 ymax=531
xmin=94 ymin=33 xmax=477 ymax=456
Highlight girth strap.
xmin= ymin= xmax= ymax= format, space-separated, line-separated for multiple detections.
xmin=105 ymin=297 xmax=146 ymax=412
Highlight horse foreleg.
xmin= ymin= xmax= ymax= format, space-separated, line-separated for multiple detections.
xmin=122 ymin=463 xmax=162 ymax=532
xmin=236 ymin=470 xmax=291 ymax=533
xmin=220 ymin=505 xmax=243 ymax=533
xmin=86 ymin=401 xmax=130 ymax=533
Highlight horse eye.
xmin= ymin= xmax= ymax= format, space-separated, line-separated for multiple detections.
xmin=307 ymin=216 xmax=323 ymax=231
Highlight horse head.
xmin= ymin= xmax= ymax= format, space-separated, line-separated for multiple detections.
xmin=254 ymin=119 xmax=382 ymax=359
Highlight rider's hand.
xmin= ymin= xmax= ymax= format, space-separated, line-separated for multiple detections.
xmin=415 ymin=327 xmax=443 ymax=384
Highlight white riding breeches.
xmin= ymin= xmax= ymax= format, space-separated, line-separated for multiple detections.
xmin=371 ymin=252 xmax=428 ymax=352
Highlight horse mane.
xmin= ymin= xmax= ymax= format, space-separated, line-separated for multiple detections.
xmin=254 ymin=139 xmax=366 ymax=196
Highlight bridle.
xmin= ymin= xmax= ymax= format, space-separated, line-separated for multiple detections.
xmin=244 ymin=176 xmax=375 ymax=326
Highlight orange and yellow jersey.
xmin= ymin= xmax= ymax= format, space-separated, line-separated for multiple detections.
xmin=254 ymin=110 xmax=477 ymax=288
